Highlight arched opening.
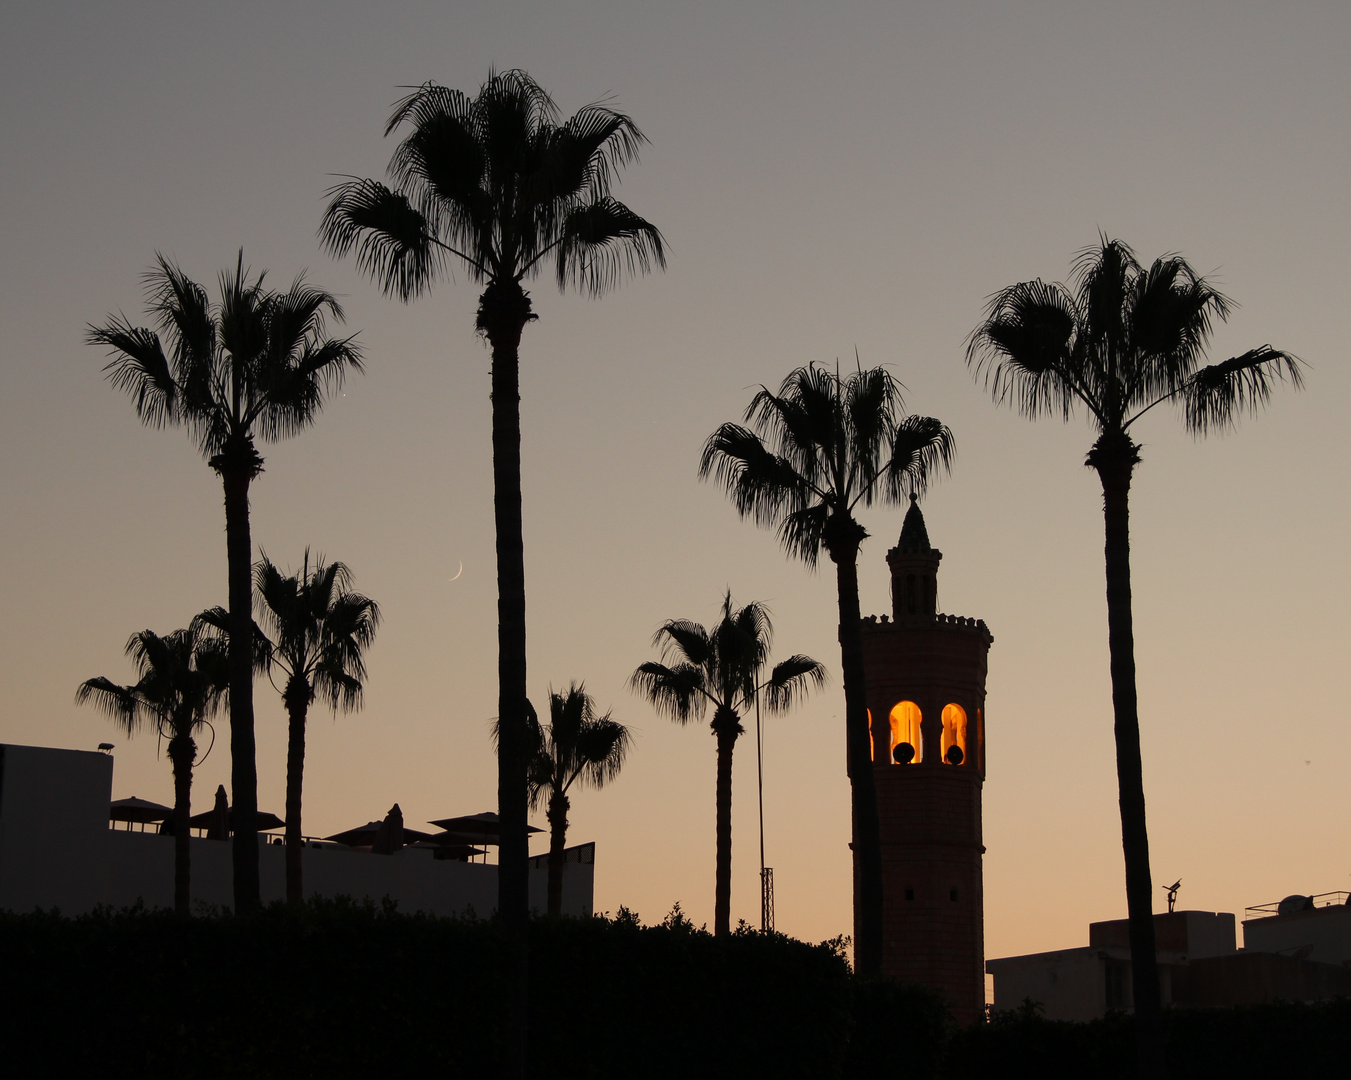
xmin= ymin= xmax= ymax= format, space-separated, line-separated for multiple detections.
xmin=889 ymin=701 xmax=922 ymax=764
xmin=975 ymin=707 xmax=985 ymax=774
xmin=941 ymin=704 xmax=968 ymax=765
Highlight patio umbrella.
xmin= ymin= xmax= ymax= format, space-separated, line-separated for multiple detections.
xmin=325 ymin=816 xmax=435 ymax=849
xmin=187 ymin=789 xmax=284 ymax=836
xmin=425 ymin=811 xmax=543 ymax=847
xmin=109 ymin=796 xmax=171 ymax=829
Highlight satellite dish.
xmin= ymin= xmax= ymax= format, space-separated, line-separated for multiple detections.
xmin=945 ymin=745 xmax=964 ymax=765
xmin=1277 ymin=894 xmax=1313 ymax=917
xmin=892 ymin=742 xmax=915 ymax=765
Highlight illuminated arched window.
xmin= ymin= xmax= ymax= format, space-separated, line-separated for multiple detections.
xmin=889 ymin=701 xmax=922 ymax=764
xmin=941 ymin=704 xmax=967 ymax=765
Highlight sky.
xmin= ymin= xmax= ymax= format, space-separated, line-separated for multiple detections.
xmin=2 ymin=1 xmax=1349 ymax=965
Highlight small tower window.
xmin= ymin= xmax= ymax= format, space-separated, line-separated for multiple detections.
xmin=941 ymin=704 xmax=968 ymax=765
xmin=889 ymin=701 xmax=922 ymax=764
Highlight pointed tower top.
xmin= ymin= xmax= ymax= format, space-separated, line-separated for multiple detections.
xmin=897 ymin=493 xmax=932 ymax=553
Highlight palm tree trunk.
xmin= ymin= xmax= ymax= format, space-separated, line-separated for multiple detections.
xmin=169 ymin=735 xmax=194 ymax=917
xmin=1092 ymin=434 xmax=1165 ymax=1079
xmin=828 ymin=527 xmax=884 ymax=977
xmin=284 ymin=692 xmax=309 ymax=905
xmin=546 ymin=789 xmax=569 ymax=917
xmin=478 ymin=281 xmax=534 ymax=1080
xmin=712 ymin=707 xmax=740 ymax=938
xmin=221 ymin=458 xmax=260 ymax=913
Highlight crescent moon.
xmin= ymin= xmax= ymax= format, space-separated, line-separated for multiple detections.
xmin=449 ymin=560 xmax=463 ymax=582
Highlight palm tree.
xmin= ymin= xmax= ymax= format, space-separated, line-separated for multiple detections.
xmin=698 ymin=364 xmax=953 ymax=973
xmin=77 ymin=626 xmax=229 ymax=916
xmin=514 ymin=684 xmax=630 ymax=917
xmin=87 ymin=254 xmax=362 ymax=912
xmin=966 ymin=237 xmax=1301 ymax=1077
xmin=204 ymin=551 xmax=380 ymax=905
xmin=631 ymin=592 xmax=825 ymax=938
xmin=320 ymin=71 xmax=665 ymax=941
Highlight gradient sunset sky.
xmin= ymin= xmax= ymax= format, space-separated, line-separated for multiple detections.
xmin=2 ymin=2 xmax=1348 ymax=962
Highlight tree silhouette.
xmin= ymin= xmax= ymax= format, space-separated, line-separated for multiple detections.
xmin=631 ymin=592 xmax=824 ymax=937
xmin=966 ymin=236 xmax=1301 ymax=1078
xmin=88 ymin=255 xmax=361 ymax=912
xmin=203 ymin=551 xmax=379 ymax=905
xmin=511 ymin=684 xmax=630 ymax=917
xmin=77 ymin=625 xmax=228 ymax=916
xmin=699 ymin=364 xmax=953 ymax=973
xmin=321 ymin=76 xmax=662 ymax=1059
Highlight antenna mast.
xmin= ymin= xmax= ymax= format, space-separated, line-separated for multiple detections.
xmin=756 ymin=688 xmax=774 ymax=933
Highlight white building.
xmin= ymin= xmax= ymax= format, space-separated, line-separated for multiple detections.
xmin=0 ymin=742 xmax=594 ymax=918
xmin=987 ymin=903 xmax=1351 ymax=1019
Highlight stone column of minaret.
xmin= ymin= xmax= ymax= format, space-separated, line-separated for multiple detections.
xmin=857 ymin=495 xmax=993 ymax=1026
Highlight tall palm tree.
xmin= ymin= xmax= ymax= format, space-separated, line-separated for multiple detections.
xmin=514 ymin=684 xmax=630 ymax=917
xmin=320 ymin=71 xmax=665 ymax=944
xmin=77 ymin=626 xmax=229 ymax=916
xmin=204 ymin=551 xmax=380 ymax=905
xmin=966 ymin=237 xmax=1301 ymax=1078
xmin=88 ymin=254 xmax=362 ymax=912
xmin=698 ymin=364 xmax=953 ymax=973
xmin=631 ymin=592 xmax=825 ymax=938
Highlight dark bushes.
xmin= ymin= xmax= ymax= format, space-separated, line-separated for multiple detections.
xmin=0 ymin=901 xmax=928 ymax=1079
xmin=947 ymin=998 xmax=1351 ymax=1080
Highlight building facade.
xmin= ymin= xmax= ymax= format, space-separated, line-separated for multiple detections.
xmin=858 ymin=498 xmax=993 ymax=1025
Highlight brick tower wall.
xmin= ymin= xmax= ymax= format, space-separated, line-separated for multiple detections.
xmin=859 ymin=616 xmax=991 ymax=1026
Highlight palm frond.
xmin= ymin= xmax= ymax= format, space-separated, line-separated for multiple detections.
xmin=652 ymin=619 xmax=712 ymax=666
xmin=965 ymin=279 xmax=1081 ymax=422
xmin=1182 ymin=347 xmax=1305 ymax=434
xmin=883 ymin=416 xmax=956 ymax=502
xmin=320 ymin=178 xmax=442 ymax=300
xmin=629 ymin=661 xmax=706 ymax=725
xmin=554 ymin=197 xmax=666 ymax=296
xmin=74 ymin=676 xmax=144 ymax=735
xmin=87 ymin=319 xmax=180 ymax=429
xmin=698 ymin=423 xmax=811 ymax=534
xmin=574 ymin=718 xmax=632 ymax=789
xmin=762 ymin=654 xmax=828 ymax=713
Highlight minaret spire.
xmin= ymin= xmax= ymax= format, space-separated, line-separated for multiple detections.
xmin=887 ymin=494 xmax=942 ymax=620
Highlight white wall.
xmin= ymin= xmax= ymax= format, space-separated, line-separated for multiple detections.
xmin=1243 ymin=906 xmax=1351 ymax=966
xmin=986 ymin=947 xmax=1108 ymax=1022
xmin=0 ymin=744 xmax=112 ymax=914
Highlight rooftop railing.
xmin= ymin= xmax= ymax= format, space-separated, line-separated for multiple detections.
xmin=1244 ymin=891 xmax=1349 ymax=919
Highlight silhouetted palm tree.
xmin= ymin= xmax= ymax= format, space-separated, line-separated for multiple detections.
xmin=77 ymin=626 xmax=229 ymax=916
xmin=88 ymin=254 xmax=362 ymax=912
xmin=699 ymin=364 xmax=953 ymax=973
xmin=519 ymin=684 xmax=630 ymax=917
xmin=204 ymin=551 xmax=380 ymax=905
xmin=631 ymin=592 xmax=824 ymax=937
xmin=320 ymin=71 xmax=665 ymax=948
xmin=966 ymin=237 xmax=1301 ymax=1078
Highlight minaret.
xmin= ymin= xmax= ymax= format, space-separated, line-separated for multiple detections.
xmin=858 ymin=497 xmax=993 ymax=1025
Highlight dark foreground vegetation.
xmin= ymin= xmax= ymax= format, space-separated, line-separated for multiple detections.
xmin=1 ymin=902 xmax=1344 ymax=1079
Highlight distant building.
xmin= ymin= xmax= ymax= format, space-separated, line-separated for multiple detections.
xmin=859 ymin=498 xmax=993 ymax=1025
xmin=0 ymin=742 xmax=593 ymax=918
xmin=987 ymin=899 xmax=1351 ymax=1019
